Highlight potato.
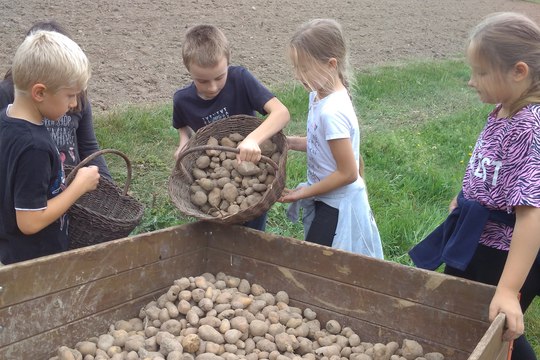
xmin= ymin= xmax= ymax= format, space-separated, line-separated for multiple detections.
xmin=222 ymin=183 xmax=239 ymax=203
xmin=197 ymin=178 xmax=215 ymax=192
xmin=191 ymin=191 xmax=208 ymax=207
xmin=192 ymin=168 xmax=207 ymax=180
xmin=196 ymin=155 xmax=211 ymax=169
xmin=252 ymin=184 xmax=267 ymax=193
xmin=235 ymin=161 xmax=261 ymax=176
xmin=206 ymin=137 xmax=220 ymax=156
xmin=229 ymin=133 xmax=245 ymax=142
xmin=259 ymin=139 xmax=275 ymax=157
xmin=220 ymin=136 xmax=237 ymax=148
xmin=208 ymin=188 xmax=222 ymax=208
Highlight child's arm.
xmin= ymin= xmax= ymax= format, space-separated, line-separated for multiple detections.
xmin=489 ymin=205 xmax=540 ymax=341
xmin=16 ymin=166 xmax=100 ymax=234
xmin=175 ymin=126 xmax=194 ymax=159
xmin=287 ymin=136 xmax=307 ymax=152
xmin=238 ymin=97 xmax=290 ymax=162
xmin=280 ymin=138 xmax=358 ymax=202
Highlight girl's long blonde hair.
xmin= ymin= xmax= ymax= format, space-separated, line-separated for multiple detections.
xmin=289 ymin=19 xmax=350 ymax=96
xmin=470 ymin=12 xmax=540 ymax=116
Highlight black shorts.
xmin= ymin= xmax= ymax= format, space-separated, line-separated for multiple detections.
xmin=305 ymin=201 xmax=339 ymax=247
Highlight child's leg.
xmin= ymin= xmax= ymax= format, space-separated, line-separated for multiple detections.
xmin=445 ymin=244 xmax=539 ymax=360
xmin=243 ymin=212 xmax=268 ymax=231
xmin=305 ymin=201 xmax=338 ymax=247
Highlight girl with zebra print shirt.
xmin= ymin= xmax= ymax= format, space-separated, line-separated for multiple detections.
xmin=410 ymin=12 xmax=540 ymax=359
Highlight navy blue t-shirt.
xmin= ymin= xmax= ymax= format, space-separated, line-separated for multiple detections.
xmin=172 ymin=65 xmax=275 ymax=131
xmin=0 ymin=109 xmax=68 ymax=264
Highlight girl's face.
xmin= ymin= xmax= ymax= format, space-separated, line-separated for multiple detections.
xmin=291 ymin=49 xmax=336 ymax=96
xmin=466 ymin=43 xmax=515 ymax=106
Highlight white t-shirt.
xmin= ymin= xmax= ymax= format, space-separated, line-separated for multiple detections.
xmin=306 ymin=89 xmax=360 ymax=189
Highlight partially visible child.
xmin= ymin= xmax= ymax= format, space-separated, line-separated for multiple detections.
xmin=409 ymin=12 xmax=540 ymax=360
xmin=172 ymin=24 xmax=290 ymax=231
xmin=0 ymin=30 xmax=100 ymax=265
xmin=279 ymin=19 xmax=383 ymax=259
xmin=0 ymin=20 xmax=110 ymax=179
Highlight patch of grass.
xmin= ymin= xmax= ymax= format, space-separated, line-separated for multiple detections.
xmin=93 ymin=58 xmax=538 ymax=355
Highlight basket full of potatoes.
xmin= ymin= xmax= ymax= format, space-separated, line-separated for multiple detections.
xmin=169 ymin=115 xmax=288 ymax=224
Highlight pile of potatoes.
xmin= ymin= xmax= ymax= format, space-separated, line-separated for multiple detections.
xmin=189 ymin=134 xmax=281 ymax=217
xmin=50 ymin=272 xmax=445 ymax=360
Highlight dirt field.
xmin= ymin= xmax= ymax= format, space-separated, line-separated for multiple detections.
xmin=0 ymin=0 xmax=539 ymax=112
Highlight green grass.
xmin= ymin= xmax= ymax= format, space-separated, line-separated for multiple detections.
xmin=93 ymin=58 xmax=539 ymax=354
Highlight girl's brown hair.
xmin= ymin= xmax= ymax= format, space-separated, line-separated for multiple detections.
xmin=289 ymin=19 xmax=350 ymax=96
xmin=469 ymin=12 xmax=540 ymax=116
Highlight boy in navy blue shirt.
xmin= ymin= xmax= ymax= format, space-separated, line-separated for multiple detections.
xmin=173 ymin=25 xmax=289 ymax=231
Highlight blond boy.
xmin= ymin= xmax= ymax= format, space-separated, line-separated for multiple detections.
xmin=0 ymin=31 xmax=100 ymax=264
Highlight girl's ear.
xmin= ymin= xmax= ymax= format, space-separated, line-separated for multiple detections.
xmin=328 ymin=57 xmax=337 ymax=69
xmin=30 ymin=83 xmax=46 ymax=102
xmin=513 ymin=61 xmax=530 ymax=81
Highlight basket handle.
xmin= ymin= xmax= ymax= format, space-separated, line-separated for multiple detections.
xmin=176 ymin=145 xmax=278 ymax=182
xmin=65 ymin=149 xmax=132 ymax=195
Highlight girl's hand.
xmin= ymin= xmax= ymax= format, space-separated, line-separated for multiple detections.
xmin=278 ymin=186 xmax=308 ymax=203
xmin=489 ymin=287 xmax=524 ymax=341
xmin=237 ymin=138 xmax=262 ymax=163
xmin=448 ymin=196 xmax=458 ymax=213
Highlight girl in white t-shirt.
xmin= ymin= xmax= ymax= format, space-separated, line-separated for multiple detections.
xmin=280 ymin=18 xmax=383 ymax=259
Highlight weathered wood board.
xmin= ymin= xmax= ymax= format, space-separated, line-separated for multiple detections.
xmin=0 ymin=222 xmax=509 ymax=359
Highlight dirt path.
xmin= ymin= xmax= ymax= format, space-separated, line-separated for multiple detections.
xmin=1 ymin=0 xmax=539 ymax=111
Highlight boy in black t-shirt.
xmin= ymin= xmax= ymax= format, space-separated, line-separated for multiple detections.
xmin=172 ymin=24 xmax=290 ymax=231
xmin=0 ymin=31 xmax=100 ymax=265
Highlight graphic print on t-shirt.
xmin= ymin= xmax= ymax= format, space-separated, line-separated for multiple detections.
xmin=44 ymin=114 xmax=78 ymax=166
xmin=202 ymin=107 xmax=230 ymax=126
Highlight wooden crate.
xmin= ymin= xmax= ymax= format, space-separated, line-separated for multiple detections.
xmin=0 ymin=222 xmax=509 ymax=359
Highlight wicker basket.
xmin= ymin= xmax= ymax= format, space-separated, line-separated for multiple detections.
xmin=169 ymin=115 xmax=288 ymax=224
xmin=65 ymin=149 xmax=145 ymax=249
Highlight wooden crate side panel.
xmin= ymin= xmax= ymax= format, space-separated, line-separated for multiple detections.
xmin=0 ymin=225 xmax=207 ymax=307
xmin=0 ymin=290 xmax=164 ymax=360
xmin=206 ymin=248 xmax=488 ymax=354
xmin=0 ymin=248 xmax=206 ymax=347
xmin=203 ymin=222 xmax=495 ymax=320
xmin=469 ymin=314 xmax=509 ymax=360
xmin=288 ymin=299 xmax=470 ymax=360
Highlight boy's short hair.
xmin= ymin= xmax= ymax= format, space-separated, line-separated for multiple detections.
xmin=12 ymin=30 xmax=90 ymax=94
xmin=182 ymin=25 xmax=230 ymax=70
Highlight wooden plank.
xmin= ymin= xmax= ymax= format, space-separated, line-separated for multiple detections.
xmin=0 ymin=224 xmax=208 ymax=307
xmin=469 ymin=313 xmax=509 ymax=360
xmin=206 ymin=247 xmax=489 ymax=353
xmin=202 ymin=222 xmax=495 ymax=320
xmin=288 ymin=298 xmax=471 ymax=360
xmin=0 ymin=289 xmax=165 ymax=360
xmin=0 ymin=247 xmax=206 ymax=347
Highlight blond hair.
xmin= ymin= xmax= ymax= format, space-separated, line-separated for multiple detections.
xmin=289 ymin=19 xmax=350 ymax=95
xmin=469 ymin=12 xmax=540 ymax=115
xmin=12 ymin=30 xmax=90 ymax=95
xmin=182 ymin=25 xmax=230 ymax=70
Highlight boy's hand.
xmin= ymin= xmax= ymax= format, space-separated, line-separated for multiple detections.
xmin=71 ymin=165 xmax=100 ymax=193
xmin=237 ymin=138 xmax=262 ymax=163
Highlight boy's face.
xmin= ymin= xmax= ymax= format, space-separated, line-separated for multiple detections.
xmin=188 ymin=56 xmax=228 ymax=100
xmin=38 ymin=86 xmax=80 ymax=121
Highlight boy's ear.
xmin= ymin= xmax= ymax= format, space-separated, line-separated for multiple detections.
xmin=30 ymin=83 xmax=47 ymax=102
xmin=513 ymin=61 xmax=529 ymax=81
